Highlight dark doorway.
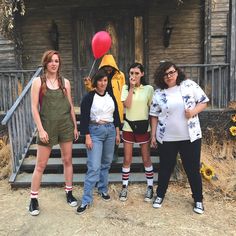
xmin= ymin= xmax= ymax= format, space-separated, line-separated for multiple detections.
xmin=72 ymin=7 xmax=146 ymax=105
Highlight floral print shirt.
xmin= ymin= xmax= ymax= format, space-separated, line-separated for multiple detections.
xmin=149 ymin=79 xmax=209 ymax=143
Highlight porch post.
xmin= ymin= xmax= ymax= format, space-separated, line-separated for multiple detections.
xmin=204 ymin=0 xmax=211 ymax=64
xmin=230 ymin=0 xmax=236 ymax=101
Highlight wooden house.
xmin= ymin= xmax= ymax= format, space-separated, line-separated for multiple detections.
xmin=0 ymin=0 xmax=236 ymax=185
xmin=1 ymin=0 xmax=235 ymax=105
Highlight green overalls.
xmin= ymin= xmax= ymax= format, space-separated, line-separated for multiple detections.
xmin=37 ymin=80 xmax=74 ymax=147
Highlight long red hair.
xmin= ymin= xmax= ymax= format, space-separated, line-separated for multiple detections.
xmin=40 ymin=50 xmax=66 ymax=96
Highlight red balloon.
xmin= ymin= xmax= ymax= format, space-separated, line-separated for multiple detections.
xmin=92 ymin=31 xmax=112 ymax=59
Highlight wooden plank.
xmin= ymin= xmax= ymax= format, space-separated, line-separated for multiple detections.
xmin=230 ymin=0 xmax=236 ymax=101
xmin=13 ymin=172 xmax=159 ymax=187
xmin=28 ymin=142 xmax=148 ymax=151
xmin=22 ymin=156 xmax=159 ymax=166
xmin=0 ymin=33 xmax=17 ymax=70
xmin=27 ymin=144 xmax=159 ymax=157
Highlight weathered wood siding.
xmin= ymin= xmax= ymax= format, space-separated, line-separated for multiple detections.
xmin=0 ymin=33 xmax=18 ymax=70
xmin=148 ymin=0 xmax=203 ymax=81
xmin=20 ymin=4 xmax=73 ymax=87
xmin=210 ymin=0 xmax=229 ymax=63
xmin=18 ymin=0 xmax=230 ymax=97
xmin=20 ymin=0 xmax=204 ymax=92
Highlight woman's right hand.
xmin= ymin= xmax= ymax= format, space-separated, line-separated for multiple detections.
xmin=129 ymin=77 xmax=136 ymax=88
xmin=150 ymin=136 xmax=157 ymax=148
xmin=39 ymin=129 xmax=49 ymax=143
xmin=83 ymin=77 xmax=91 ymax=84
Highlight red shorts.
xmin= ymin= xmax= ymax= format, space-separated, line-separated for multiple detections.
xmin=122 ymin=131 xmax=150 ymax=144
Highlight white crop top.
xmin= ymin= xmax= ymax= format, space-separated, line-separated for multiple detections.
xmin=90 ymin=92 xmax=115 ymax=123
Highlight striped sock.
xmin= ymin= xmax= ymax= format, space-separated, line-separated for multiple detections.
xmin=30 ymin=190 xmax=38 ymax=199
xmin=65 ymin=186 xmax=73 ymax=193
xmin=145 ymin=165 xmax=154 ymax=186
xmin=122 ymin=167 xmax=130 ymax=187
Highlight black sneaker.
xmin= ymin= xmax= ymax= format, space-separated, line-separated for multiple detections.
xmin=119 ymin=185 xmax=128 ymax=201
xmin=144 ymin=186 xmax=154 ymax=202
xmin=99 ymin=192 xmax=111 ymax=201
xmin=66 ymin=191 xmax=78 ymax=207
xmin=153 ymin=196 xmax=163 ymax=208
xmin=76 ymin=204 xmax=88 ymax=215
xmin=193 ymin=202 xmax=204 ymax=214
xmin=29 ymin=198 xmax=40 ymax=216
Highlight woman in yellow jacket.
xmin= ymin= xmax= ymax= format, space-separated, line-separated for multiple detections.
xmin=84 ymin=54 xmax=125 ymax=162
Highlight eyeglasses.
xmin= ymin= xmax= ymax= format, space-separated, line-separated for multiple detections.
xmin=164 ymin=70 xmax=177 ymax=78
xmin=130 ymin=71 xmax=140 ymax=75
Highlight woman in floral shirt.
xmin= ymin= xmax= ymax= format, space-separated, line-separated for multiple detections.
xmin=149 ymin=61 xmax=209 ymax=214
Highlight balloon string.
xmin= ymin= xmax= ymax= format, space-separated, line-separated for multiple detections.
xmin=88 ymin=59 xmax=97 ymax=77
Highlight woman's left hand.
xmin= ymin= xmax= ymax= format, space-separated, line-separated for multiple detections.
xmin=150 ymin=136 xmax=157 ymax=148
xmin=185 ymin=108 xmax=195 ymax=119
xmin=116 ymin=134 xmax=120 ymax=145
xmin=74 ymin=128 xmax=79 ymax=141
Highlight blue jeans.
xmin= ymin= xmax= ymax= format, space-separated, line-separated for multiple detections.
xmin=82 ymin=123 xmax=116 ymax=205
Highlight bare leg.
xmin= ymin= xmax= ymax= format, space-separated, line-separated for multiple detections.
xmin=123 ymin=141 xmax=133 ymax=168
xmin=140 ymin=142 xmax=152 ymax=167
xmin=31 ymin=145 xmax=51 ymax=192
xmin=60 ymin=141 xmax=73 ymax=186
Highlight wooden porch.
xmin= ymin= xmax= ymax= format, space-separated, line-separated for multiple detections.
xmin=0 ymin=63 xmax=231 ymax=187
xmin=0 ymin=0 xmax=235 ymax=186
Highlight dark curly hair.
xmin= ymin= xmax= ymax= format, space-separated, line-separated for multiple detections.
xmin=154 ymin=61 xmax=186 ymax=89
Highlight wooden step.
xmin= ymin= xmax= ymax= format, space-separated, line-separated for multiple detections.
xmin=20 ymin=156 xmax=160 ymax=173
xmin=27 ymin=143 xmax=159 ymax=157
xmin=13 ymin=110 xmax=160 ymax=187
xmin=12 ymin=172 xmax=159 ymax=188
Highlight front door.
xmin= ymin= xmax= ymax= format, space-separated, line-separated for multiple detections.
xmin=73 ymin=7 xmax=146 ymax=105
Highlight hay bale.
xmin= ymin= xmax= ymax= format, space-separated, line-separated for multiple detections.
xmin=0 ymin=136 xmax=11 ymax=180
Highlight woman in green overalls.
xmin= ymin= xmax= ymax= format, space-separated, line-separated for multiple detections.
xmin=29 ymin=50 xmax=79 ymax=216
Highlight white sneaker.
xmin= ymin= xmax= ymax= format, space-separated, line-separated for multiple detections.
xmin=119 ymin=186 xmax=128 ymax=201
xmin=144 ymin=186 xmax=154 ymax=202
xmin=29 ymin=198 xmax=40 ymax=216
xmin=193 ymin=202 xmax=204 ymax=214
xmin=153 ymin=196 xmax=163 ymax=208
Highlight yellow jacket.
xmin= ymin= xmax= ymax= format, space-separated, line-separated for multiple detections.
xmin=84 ymin=54 xmax=125 ymax=122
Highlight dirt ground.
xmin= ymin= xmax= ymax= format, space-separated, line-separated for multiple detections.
xmin=0 ymin=140 xmax=235 ymax=236
xmin=0 ymin=179 xmax=235 ymax=236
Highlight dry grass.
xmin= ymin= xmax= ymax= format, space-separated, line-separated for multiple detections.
xmin=0 ymin=135 xmax=11 ymax=180
xmin=201 ymin=141 xmax=236 ymax=200
xmin=228 ymin=101 xmax=236 ymax=110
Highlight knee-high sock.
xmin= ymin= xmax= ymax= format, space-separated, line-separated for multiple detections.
xmin=30 ymin=190 xmax=38 ymax=199
xmin=65 ymin=185 xmax=73 ymax=193
xmin=122 ymin=167 xmax=130 ymax=187
xmin=145 ymin=165 xmax=154 ymax=186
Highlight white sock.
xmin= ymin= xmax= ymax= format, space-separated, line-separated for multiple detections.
xmin=122 ymin=167 xmax=130 ymax=187
xmin=145 ymin=165 xmax=154 ymax=187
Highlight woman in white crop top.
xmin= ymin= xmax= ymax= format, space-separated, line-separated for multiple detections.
xmin=77 ymin=69 xmax=120 ymax=215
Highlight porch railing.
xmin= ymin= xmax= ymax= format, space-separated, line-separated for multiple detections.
xmin=0 ymin=70 xmax=36 ymax=113
xmin=178 ymin=63 xmax=230 ymax=109
xmin=1 ymin=68 xmax=42 ymax=182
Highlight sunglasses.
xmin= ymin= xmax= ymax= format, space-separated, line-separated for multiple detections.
xmin=164 ymin=70 xmax=177 ymax=78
